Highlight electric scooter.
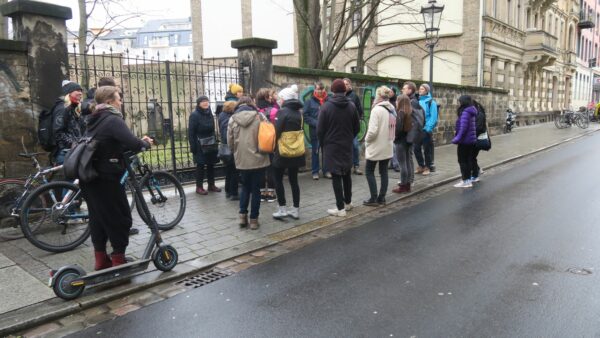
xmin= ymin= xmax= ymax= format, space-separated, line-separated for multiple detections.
xmin=48 ymin=151 xmax=179 ymax=300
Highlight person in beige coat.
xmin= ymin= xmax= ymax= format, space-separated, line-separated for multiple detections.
xmin=227 ymin=97 xmax=270 ymax=229
xmin=363 ymin=86 xmax=396 ymax=206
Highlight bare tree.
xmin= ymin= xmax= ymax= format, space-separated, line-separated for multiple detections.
xmin=76 ymin=0 xmax=142 ymax=88
xmin=294 ymin=0 xmax=422 ymax=71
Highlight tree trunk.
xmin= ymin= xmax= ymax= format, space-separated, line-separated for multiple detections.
xmin=78 ymin=0 xmax=90 ymax=89
xmin=294 ymin=0 xmax=321 ymax=68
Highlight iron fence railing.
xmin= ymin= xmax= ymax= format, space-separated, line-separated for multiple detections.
xmin=68 ymin=45 xmax=243 ymax=177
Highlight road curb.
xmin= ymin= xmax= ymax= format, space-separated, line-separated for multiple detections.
xmin=1 ymin=128 xmax=597 ymax=335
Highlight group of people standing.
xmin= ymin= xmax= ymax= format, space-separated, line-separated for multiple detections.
xmin=188 ymin=79 xmax=488 ymax=229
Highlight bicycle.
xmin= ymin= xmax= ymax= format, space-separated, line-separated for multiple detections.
xmin=123 ymin=153 xmax=186 ymax=230
xmin=18 ymin=151 xmax=185 ymax=252
xmin=555 ymin=109 xmax=575 ymax=129
xmin=0 ymin=149 xmax=62 ymax=240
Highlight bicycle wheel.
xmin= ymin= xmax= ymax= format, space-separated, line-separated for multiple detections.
xmin=554 ymin=115 xmax=564 ymax=129
xmin=136 ymin=171 xmax=186 ymax=231
xmin=576 ymin=113 xmax=590 ymax=129
xmin=20 ymin=181 xmax=90 ymax=253
xmin=0 ymin=181 xmax=26 ymax=240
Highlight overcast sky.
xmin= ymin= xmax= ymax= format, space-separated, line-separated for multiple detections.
xmin=37 ymin=0 xmax=295 ymax=57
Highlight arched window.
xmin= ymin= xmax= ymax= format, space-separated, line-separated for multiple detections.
xmin=377 ymin=55 xmax=412 ymax=79
xmin=422 ymin=51 xmax=462 ymax=85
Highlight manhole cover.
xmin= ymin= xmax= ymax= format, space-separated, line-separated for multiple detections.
xmin=566 ymin=268 xmax=593 ymax=275
xmin=176 ymin=269 xmax=230 ymax=288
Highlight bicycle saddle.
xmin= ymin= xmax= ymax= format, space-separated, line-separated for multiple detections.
xmin=18 ymin=152 xmax=46 ymax=158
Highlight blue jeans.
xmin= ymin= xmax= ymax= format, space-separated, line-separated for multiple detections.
xmin=352 ymin=137 xmax=360 ymax=167
xmin=413 ymin=132 xmax=435 ymax=169
xmin=54 ymin=148 xmax=68 ymax=165
xmin=311 ymin=138 xmax=328 ymax=175
xmin=239 ymin=168 xmax=264 ymax=219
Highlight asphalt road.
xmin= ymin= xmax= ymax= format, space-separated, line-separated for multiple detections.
xmin=72 ymin=133 xmax=600 ymax=337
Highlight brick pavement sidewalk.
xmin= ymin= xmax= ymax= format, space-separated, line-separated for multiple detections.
xmin=0 ymin=122 xmax=598 ymax=328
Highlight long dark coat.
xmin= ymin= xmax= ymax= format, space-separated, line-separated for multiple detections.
xmin=188 ymin=107 xmax=218 ymax=165
xmin=317 ymin=94 xmax=360 ymax=175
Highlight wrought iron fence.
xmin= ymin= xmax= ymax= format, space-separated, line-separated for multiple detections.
xmin=68 ymin=45 xmax=243 ymax=178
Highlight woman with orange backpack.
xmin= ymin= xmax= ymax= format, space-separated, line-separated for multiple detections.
xmin=227 ymin=97 xmax=270 ymax=230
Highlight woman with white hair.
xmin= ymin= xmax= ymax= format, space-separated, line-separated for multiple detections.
xmin=363 ymin=86 xmax=396 ymax=206
xmin=271 ymin=85 xmax=305 ymax=220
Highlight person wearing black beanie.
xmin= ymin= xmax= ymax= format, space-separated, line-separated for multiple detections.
xmin=52 ymin=81 xmax=85 ymax=165
xmin=189 ymin=95 xmax=221 ymax=195
xmin=318 ymin=78 xmax=360 ymax=217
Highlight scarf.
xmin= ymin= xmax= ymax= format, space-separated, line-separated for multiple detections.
xmin=313 ymin=91 xmax=328 ymax=105
xmin=93 ymin=103 xmax=124 ymax=118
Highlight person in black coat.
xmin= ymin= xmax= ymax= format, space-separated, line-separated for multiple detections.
xmin=81 ymin=86 xmax=153 ymax=270
xmin=218 ymin=101 xmax=239 ymax=200
xmin=53 ymin=81 xmax=85 ymax=165
xmin=318 ymin=79 xmax=360 ymax=217
xmin=271 ymin=86 xmax=305 ymax=220
xmin=303 ymin=82 xmax=329 ymax=179
xmin=343 ymin=78 xmax=364 ymax=175
xmin=189 ymin=96 xmax=221 ymax=195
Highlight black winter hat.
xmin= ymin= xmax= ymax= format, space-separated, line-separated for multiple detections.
xmin=62 ymin=81 xmax=83 ymax=95
xmin=196 ymin=95 xmax=209 ymax=104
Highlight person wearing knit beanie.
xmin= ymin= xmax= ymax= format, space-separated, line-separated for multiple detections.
xmin=278 ymin=84 xmax=299 ymax=102
xmin=62 ymin=81 xmax=83 ymax=96
xmin=225 ymin=83 xmax=244 ymax=102
xmin=331 ymin=79 xmax=346 ymax=94
xmin=420 ymin=83 xmax=431 ymax=94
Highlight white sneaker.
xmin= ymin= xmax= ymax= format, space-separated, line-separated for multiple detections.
xmin=327 ymin=208 xmax=347 ymax=217
xmin=345 ymin=203 xmax=354 ymax=211
xmin=453 ymin=180 xmax=473 ymax=188
xmin=288 ymin=207 xmax=299 ymax=219
xmin=272 ymin=206 xmax=287 ymax=219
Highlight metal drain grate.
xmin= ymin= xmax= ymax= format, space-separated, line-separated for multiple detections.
xmin=176 ymin=269 xmax=230 ymax=288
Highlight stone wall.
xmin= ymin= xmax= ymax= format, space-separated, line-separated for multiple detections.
xmin=272 ymin=65 xmax=509 ymax=145
xmin=0 ymin=40 xmax=37 ymax=177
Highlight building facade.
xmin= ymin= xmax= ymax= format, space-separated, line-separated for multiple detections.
xmin=572 ymin=0 xmax=598 ymax=109
xmin=329 ymin=0 xmax=581 ymax=115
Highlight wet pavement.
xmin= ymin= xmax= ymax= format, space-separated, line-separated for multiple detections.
xmin=0 ymin=122 xmax=598 ymax=330
xmin=68 ymin=127 xmax=600 ymax=337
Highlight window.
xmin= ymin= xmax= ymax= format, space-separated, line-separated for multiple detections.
xmin=507 ymin=0 xmax=512 ymax=25
xmin=526 ymin=8 xmax=531 ymax=28
xmin=352 ymin=0 xmax=362 ymax=30
xmin=517 ymin=1 xmax=521 ymax=29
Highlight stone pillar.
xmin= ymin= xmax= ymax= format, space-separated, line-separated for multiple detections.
xmin=241 ymin=0 xmax=253 ymax=38
xmin=0 ymin=0 xmax=72 ymax=110
xmin=231 ymin=38 xmax=277 ymax=97
xmin=190 ymin=0 xmax=204 ymax=60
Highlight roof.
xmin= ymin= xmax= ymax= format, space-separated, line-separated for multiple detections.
xmin=99 ymin=28 xmax=139 ymax=40
xmin=137 ymin=18 xmax=192 ymax=34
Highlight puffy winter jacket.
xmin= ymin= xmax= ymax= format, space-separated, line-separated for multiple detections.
xmin=452 ymin=106 xmax=477 ymax=145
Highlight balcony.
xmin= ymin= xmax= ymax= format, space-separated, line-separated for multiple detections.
xmin=523 ymin=30 xmax=558 ymax=67
xmin=579 ymin=12 xmax=595 ymax=29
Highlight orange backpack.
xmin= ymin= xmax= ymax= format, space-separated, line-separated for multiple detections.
xmin=257 ymin=113 xmax=276 ymax=153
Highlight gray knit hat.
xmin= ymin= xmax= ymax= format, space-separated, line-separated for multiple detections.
xmin=420 ymin=83 xmax=431 ymax=94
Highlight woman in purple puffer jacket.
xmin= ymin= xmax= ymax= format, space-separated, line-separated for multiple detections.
xmin=451 ymin=95 xmax=478 ymax=188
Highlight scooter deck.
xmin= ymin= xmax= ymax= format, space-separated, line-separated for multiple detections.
xmin=71 ymin=259 xmax=152 ymax=288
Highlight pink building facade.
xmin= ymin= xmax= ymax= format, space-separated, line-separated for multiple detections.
xmin=574 ymin=0 xmax=600 ymax=108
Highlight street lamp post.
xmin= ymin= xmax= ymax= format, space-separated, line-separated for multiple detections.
xmin=421 ymin=0 xmax=445 ymax=96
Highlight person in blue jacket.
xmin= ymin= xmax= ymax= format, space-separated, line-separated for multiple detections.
xmin=303 ymin=82 xmax=330 ymax=180
xmin=414 ymin=83 xmax=438 ymax=175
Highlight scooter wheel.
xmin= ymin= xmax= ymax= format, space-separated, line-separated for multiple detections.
xmin=153 ymin=245 xmax=178 ymax=272
xmin=53 ymin=269 xmax=85 ymax=300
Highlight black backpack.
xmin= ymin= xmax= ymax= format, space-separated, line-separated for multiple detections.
xmin=474 ymin=100 xmax=487 ymax=136
xmin=38 ymin=102 xmax=60 ymax=151
xmin=63 ymin=116 xmax=110 ymax=183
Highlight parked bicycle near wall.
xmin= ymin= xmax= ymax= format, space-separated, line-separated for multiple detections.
xmin=554 ymin=107 xmax=589 ymax=129
xmin=18 ymin=149 xmax=186 ymax=253
xmin=0 ymin=151 xmax=62 ymax=240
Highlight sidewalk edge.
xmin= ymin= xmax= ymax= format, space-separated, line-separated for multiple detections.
xmin=1 ymin=128 xmax=596 ymax=335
